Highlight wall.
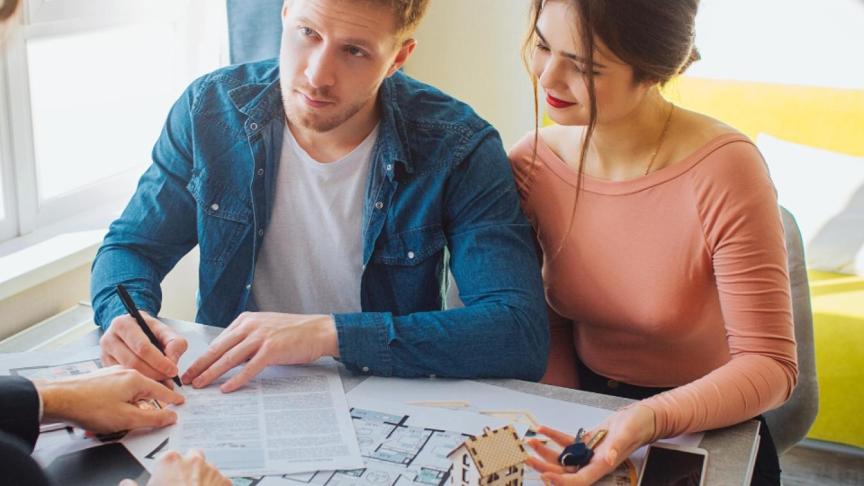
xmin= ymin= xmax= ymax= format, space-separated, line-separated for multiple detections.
xmin=0 ymin=264 xmax=91 ymax=339
xmin=404 ymin=0 xmax=535 ymax=149
xmin=0 ymin=249 xmax=199 ymax=340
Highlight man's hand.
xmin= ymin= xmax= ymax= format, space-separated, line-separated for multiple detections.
xmin=119 ymin=449 xmax=231 ymax=486
xmin=525 ymin=405 xmax=656 ymax=485
xmin=182 ymin=312 xmax=339 ymax=393
xmin=100 ymin=311 xmax=188 ymax=383
xmin=36 ymin=366 xmax=185 ymax=434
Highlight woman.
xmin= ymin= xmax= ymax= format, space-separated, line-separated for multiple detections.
xmin=509 ymin=1 xmax=797 ymax=485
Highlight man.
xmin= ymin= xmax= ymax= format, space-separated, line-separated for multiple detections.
xmin=0 ymin=367 xmax=229 ymax=485
xmin=92 ymin=0 xmax=549 ymax=393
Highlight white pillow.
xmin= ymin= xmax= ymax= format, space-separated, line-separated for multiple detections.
xmin=756 ymin=133 xmax=864 ymax=276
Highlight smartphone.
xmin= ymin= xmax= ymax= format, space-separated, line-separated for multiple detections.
xmin=637 ymin=443 xmax=708 ymax=486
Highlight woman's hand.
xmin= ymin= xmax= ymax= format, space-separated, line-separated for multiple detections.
xmin=526 ymin=404 xmax=656 ymax=485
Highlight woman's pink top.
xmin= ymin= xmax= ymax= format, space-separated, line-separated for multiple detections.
xmin=509 ymin=132 xmax=798 ymax=440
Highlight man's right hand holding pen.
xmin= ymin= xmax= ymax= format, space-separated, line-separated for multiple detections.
xmin=100 ymin=310 xmax=189 ymax=386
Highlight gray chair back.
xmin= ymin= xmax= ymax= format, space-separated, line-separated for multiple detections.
xmin=764 ymin=207 xmax=819 ymax=455
xmin=226 ymin=0 xmax=283 ymax=64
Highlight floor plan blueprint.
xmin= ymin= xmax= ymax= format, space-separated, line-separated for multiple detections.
xmin=258 ymin=397 xmax=507 ymax=486
xmin=280 ymin=407 xmax=473 ymax=486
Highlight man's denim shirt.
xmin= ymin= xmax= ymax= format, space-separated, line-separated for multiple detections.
xmin=91 ymin=60 xmax=549 ymax=380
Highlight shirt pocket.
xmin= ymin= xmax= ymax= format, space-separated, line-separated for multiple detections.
xmin=371 ymin=225 xmax=448 ymax=313
xmin=187 ymin=169 xmax=252 ymax=265
xmin=373 ymin=225 xmax=447 ymax=266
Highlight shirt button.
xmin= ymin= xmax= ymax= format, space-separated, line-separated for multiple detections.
xmin=374 ymin=201 xmax=384 ymax=209
xmin=362 ymin=366 xmax=370 ymax=373
xmin=210 ymin=203 xmax=219 ymax=211
xmin=249 ymin=122 xmax=258 ymax=131
xmin=246 ymin=284 xmax=251 ymax=290
xmin=386 ymin=164 xmax=393 ymax=171
xmin=257 ymin=168 xmax=264 ymax=176
xmin=258 ymin=229 xmax=264 ymax=237
xmin=407 ymin=251 xmax=415 ymax=259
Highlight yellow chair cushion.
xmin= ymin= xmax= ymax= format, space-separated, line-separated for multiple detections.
xmin=807 ymin=271 xmax=864 ymax=447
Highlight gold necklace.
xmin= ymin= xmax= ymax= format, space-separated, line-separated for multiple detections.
xmin=643 ymin=103 xmax=675 ymax=176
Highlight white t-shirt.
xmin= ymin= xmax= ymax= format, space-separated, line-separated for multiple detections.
xmin=250 ymin=124 xmax=379 ymax=314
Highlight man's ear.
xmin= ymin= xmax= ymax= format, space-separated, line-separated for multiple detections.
xmin=385 ymin=38 xmax=417 ymax=77
xmin=282 ymin=0 xmax=292 ymax=25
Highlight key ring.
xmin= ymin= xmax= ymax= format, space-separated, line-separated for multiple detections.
xmin=558 ymin=428 xmax=608 ymax=469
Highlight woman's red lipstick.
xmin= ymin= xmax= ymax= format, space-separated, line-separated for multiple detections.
xmin=546 ymin=94 xmax=576 ymax=109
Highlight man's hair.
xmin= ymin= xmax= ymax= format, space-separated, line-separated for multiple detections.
xmin=369 ymin=0 xmax=430 ymax=35
xmin=0 ymin=0 xmax=20 ymax=22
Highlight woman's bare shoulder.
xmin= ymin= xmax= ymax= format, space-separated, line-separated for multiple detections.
xmin=670 ymin=108 xmax=748 ymax=154
xmin=539 ymin=125 xmax=584 ymax=163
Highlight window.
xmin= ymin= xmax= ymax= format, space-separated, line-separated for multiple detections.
xmin=0 ymin=139 xmax=14 ymax=241
xmin=0 ymin=0 xmax=228 ymax=245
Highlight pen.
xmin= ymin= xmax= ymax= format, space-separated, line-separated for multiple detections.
xmin=115 ymin=284 xmax=183 ymax=387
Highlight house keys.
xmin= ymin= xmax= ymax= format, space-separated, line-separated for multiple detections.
xmin=558 ymin=428 xmax=609 ymax=469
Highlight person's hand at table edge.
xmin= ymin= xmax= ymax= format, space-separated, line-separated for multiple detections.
xmin=35 ymin=366 xmax=185 ymax=434
xmin=181 ymin=312 xmax=339 ymax=393
xmin=119 ymin=449 xmax=231 ymax=486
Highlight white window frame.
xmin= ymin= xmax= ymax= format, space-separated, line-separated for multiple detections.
xmin=0 ymin=0 xmax=228 ymax=245
xmin=0 ymin=53 xmax=20 ymax=242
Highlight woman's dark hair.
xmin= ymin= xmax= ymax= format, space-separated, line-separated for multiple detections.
xmin=520 ymin=0 xmax=700 ymax=257
xmin=0 ymin=0 xmax=20 ymax=22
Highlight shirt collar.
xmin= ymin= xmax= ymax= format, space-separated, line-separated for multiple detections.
xmin=227 ymin=70 xmax=415 ymax=175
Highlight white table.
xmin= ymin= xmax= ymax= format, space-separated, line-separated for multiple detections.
xmin=1 ymin=305 xmax=760 ymax=485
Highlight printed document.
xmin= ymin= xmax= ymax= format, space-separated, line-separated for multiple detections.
xmin=167 ymin=361 xmax=364 ymax=477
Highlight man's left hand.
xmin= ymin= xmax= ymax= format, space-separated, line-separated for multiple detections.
xmin=181 ymin=312 xmax=339 ymax=393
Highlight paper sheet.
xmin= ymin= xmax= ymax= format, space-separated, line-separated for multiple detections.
xmin=349 ymin=377 xmax=614 ymax=432
xmin=1 ymin=330 xmax=363 ymax=478
xmin=0 ymin=346 xmax=103 ymax=376
xmin=348 ymin=377 xmax=704 ymax=477
xmin=120 ymin=334 xmax=363 ymax=477
xmin=119 ymin=336 xmax=209 ymax=472
xmin=167 ymin=362 xmax=364 ymax=477
xmin=0 ymin=346 xmax=108 ymax=465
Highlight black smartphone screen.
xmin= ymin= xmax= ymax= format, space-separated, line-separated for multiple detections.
xmin=45 ymin=442 xmax=145 ymax=486
xmin=640 ymin=446 xmax=706 ymax=486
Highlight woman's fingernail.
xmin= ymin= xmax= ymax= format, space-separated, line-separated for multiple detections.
xmin=607 ymin=448 xmax=618 ymax=465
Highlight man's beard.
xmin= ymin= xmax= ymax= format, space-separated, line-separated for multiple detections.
xmin=283 ymin=90 xmax=368 ymax=133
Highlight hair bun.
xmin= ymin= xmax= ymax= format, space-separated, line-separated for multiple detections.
xmin=0 ymin=0 xmax=20 ymax=22
xmin=678 ymin=46 xmax=701 ymax=75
